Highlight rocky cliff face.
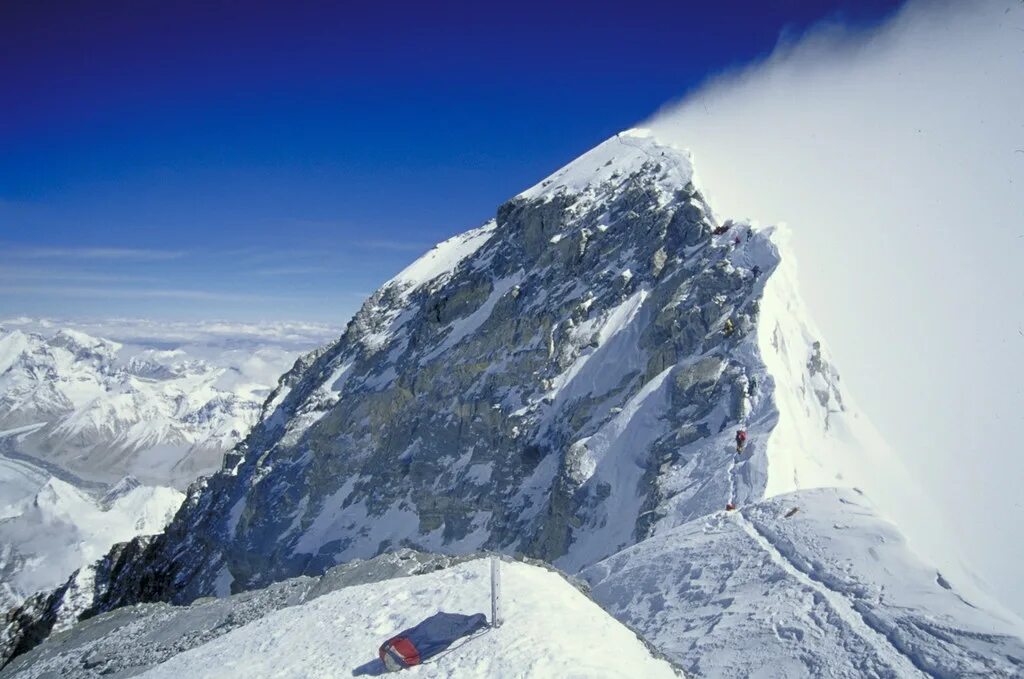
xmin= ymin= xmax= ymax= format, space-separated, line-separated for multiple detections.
xmin=98 ymin=130 xmax=777 ymax=600
xmin=1 ymin=129 xmax=864 ymax=664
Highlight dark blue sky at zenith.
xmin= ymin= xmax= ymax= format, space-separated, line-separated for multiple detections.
xmin=0 ymin=0 xmax=902 ymax=322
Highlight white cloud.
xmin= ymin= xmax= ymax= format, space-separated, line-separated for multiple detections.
xmin=0 ymin=264 xmax=158 ymax=284
xmin=0 ymin=284 xmax=289 ymax=303
xmin=1 ymin=246 xmax=186 ymax=260
xmin=356 ymin=239 xmax=431 ymax=253
xmin=647 ymin=0 xmax=1024 ymax=615
xmin=0 ymin=317 xmax=340 ymax=352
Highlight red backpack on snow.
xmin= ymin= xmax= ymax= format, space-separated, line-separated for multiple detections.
xmin=379 ymin=636 xmax=422 ymax=671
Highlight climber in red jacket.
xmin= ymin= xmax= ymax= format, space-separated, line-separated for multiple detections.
xmin=735 ymin=429 xmax=747 ymax=453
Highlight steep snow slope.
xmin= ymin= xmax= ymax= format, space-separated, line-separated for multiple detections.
xmin=0 ymin=555 xmax=678 ymax=678
xmin=750 ymin=226 xmax=978 ymax=599
xmin=0 ymin=321 xmax=334 ymax=487
xmin=0 ymin=454 xmax=47 ymax=522
xmin=584 ymin=488 xmax=1024 ymax=678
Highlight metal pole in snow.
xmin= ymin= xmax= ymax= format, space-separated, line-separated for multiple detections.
xmin=490 ymin=556 xmax=502 ymax=628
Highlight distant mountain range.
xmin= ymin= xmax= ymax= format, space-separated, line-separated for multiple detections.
xmin=0 ymin=319 xmax=336 ymax=487
xmin=0 ymin=459 xmax=182 ymax=612
xmin=0 ymin=319 xmax=334 ymax=614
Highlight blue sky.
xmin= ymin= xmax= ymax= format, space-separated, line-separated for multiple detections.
xmin=1 ymin=0 xmax=900 ymax=322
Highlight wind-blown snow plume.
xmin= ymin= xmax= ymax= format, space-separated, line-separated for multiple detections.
xmin=647 ymin=0 xmax=1024 ymax=614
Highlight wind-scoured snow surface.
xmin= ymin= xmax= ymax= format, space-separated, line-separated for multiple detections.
xmin=0 ymin=556 xmax=678 ymax=679
xmin=141 ymin=560 xmax=676 ymax=679
xmin=585 ymin=488 xmax=1024 ymax=678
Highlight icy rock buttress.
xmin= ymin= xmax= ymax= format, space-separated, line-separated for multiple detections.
xmin=2 ymin=130 xmax=769 ymax=637
xmin=85 ymin=130 xmax=776 ymax=601
xmin=4 ymin=130 xmax=1023 ymax=675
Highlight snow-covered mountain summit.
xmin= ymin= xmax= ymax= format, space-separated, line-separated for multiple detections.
xmin=74 ymin=128 xmax=787 ymax=601
xmin=3 ymin=130 xmax=1021 ymax=675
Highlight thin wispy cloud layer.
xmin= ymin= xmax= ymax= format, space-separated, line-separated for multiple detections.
xmin=0 ymin=284 xmax=291 ymax=303
xmin=356 ymin=239 xmax=432 ymax=253
xmin=648 ymin=0 xmax=1024 ymax=614
xmin=0 ymin=316 xmax=339 ymax=351
xmin=0 ymin=265 xmax=158 ymax=284
xmin=223 ymin=247 xmax=332 ymax=264
xmin=3 ymin=246 xmax=186 ymax=260
xmin=0 ymin=239 xmax=398 ymax=322
xmin=253 ymin=266 xmax=335 ymax=277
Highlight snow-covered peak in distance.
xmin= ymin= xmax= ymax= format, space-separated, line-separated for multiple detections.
xmin=47 ymin=329 xmax=122 ymax=364
xmin=98 ymin=475 xmax=143 ymax=509
xmin=0 ymin=320 xmax=336 ymax=488
xmin=0 ymin=459 xmax=183 ymax=613
xmin=0 ymin=319 xmax=337 ymax=614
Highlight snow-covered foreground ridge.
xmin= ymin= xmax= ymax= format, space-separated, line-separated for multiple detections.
xmin=0 ymin=553 xmax=678 ymax=678
xmin=4 ymin=497 xmax=1020 ymax=678
xmin=585 ymin=488 xmax=1024 ymax=678
xmin=3 ymin=129 xmax=1022 ymax=675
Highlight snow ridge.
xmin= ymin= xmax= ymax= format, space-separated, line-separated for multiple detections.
xmin=733 ymin=508 xmax=926 ymax=677
xmin=585 ymin=488 xmax=1024 ymax=677
xmin=0 ymin=554 xmax=679 ymax=678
